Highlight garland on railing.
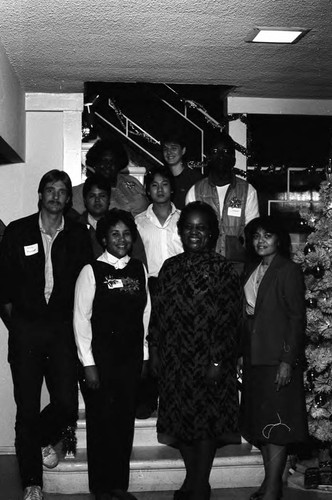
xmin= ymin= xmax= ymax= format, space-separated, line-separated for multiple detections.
xmin=82 ymin=92 xmax=249 ymax=156
xmin=82 ymin=94 xmax=100 ymax=140
xmin=183 ymin=98 xmax=249 ymax=157
xmin=107 ymin=99 xmax=160 ymax=145
xmin=82 ymin=96 xmax=160 ymax=145
xmin=82 ymin=96 xmax=328 ymax=188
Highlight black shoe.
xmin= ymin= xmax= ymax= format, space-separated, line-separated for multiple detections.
xmin=95 ymin=494 xmax=112 ymax=500
xmin=249 ymin=492 xmax=264 ymax=500
xmin=110 ymin=490 xmax=138 ymax=500
xmin=173 ymin=491 xmax=191 ymax=500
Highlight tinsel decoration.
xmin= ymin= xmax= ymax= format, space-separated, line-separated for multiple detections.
xmin=87 ymin=89 xmax=251 ymax=158
xmin=82 ymin=95 xmax=99 ymax=141
xmin=61 ymin=424 xmax=77 ymax=458
xmin=294 ymin=165 xmax=332 ymax=445
xmin=187 ymin=160 xmax=207 ymax=171
xmin=107 ymin=99 xmax=160 ymax=145
xmin=184 ymin=99 xmax=250 ymax=157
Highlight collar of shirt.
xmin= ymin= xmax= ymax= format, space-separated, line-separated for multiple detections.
xmin=146 ymin=202 xmax=177 ymax=226
xmin=87 ymin=213 xmax=98 ymax=231
xmin=39 ymin=213 xmax=64 ymax=236
xmin=99 ymin=250 xmax=130 ymax=269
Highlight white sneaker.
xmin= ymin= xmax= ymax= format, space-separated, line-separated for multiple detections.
xmin=41 ymin=444 xmax=59 ymax=468
xmin=23 ymin=485 xmax=43 ymax=500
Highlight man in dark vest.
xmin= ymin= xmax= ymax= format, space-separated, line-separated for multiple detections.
xmin=0 ymin=170 xmax=93 ymax=500
xmin=186 ymin=132 xmax=259 ymax=269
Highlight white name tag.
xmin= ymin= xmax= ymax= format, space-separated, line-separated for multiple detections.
xmin=108 ymin=279 xmax=123 ymax=289
xmin=227 ymin=207 xmax=242 ymax=217
xmin=24 ymin=243 xmax=39 ymax=256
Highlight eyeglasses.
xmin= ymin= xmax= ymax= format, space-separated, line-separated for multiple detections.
xmin=210 ymin=148 xmax=233 ymax=157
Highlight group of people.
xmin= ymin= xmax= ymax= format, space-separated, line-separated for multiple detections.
xmin=0 ymin=130 xmax=308 ymax=500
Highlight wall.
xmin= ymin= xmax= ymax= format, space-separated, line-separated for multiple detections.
xmin=0 ymin=93 xmax=83 ymax=452
xmin=227 ymin=97 xmax=332 ymax=172
xmin=0 ymin=41 xmax=25 ymax=161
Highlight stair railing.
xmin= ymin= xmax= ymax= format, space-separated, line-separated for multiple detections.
xmin=95 ymin=89 xmax=210 ymax=166
xmin=161 ymin=85 xmax=205 ymax=163
xmin=95 ymin=101 xmax=163 ymax=167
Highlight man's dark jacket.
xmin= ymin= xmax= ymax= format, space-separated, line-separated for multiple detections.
xmin=0 ymin=212 xmax=93 ymax=321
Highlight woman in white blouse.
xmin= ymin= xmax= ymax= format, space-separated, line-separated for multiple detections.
xmin=240 ymin=216 xmax=307 ymax=500
xmin=74 ymin=209 xmax=150 ymax=500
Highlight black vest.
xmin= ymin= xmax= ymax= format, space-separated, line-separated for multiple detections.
xmin=91 ymin=258 xmax=147 ymax=366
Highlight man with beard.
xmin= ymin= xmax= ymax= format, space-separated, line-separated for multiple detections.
xmin=186 ymin=132 xmax=259 ymax=269
xmin=0 ymin=170 xmax=93 ymax=500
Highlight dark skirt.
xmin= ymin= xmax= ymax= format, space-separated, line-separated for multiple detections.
xmin=240 ymin=358 xmax=309 ymax=447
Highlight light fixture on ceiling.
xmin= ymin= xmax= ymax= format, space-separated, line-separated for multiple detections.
xmin=246 ymin=27 xmax=310 ymax=44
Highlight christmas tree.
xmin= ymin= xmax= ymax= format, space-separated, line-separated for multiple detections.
xmin=293 ymin=172 xmax=332 ymax=464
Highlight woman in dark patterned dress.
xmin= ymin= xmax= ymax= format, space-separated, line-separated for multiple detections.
xmin=240 ymin=216 xmax=308 ymax=500
xmin=149 ymin=201 xmax=241 ymax=500
xmin=74 ymin=209 xmax=150 ymax=500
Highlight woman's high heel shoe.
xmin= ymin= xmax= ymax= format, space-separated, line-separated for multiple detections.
xmin=173 ymin=490 xmax=191 ymax=500
xmin=249 ymin=491 xmax=264 ymax=500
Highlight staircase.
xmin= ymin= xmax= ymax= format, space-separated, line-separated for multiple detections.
xmin=43 ymin=395 xmax=264 ymax=494
xmin=83 ymin=82 xmax=230 ymax=174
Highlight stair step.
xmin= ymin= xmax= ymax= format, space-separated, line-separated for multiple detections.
xmin=77 ymin=411 xmax=160 ymax=449
xmin=43 ymin=444 xmax=264 ymax=494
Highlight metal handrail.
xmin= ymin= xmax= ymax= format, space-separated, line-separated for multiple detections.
xmin=95 ymin=87 xmax=208 ymax=165
xmin=95 ymin=111 xmax=163 ymax=166
xmin=160 ymin=98 xmax=205 ymax=162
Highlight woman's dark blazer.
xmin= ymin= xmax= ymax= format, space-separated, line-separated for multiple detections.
xmin=243 ymin=254 xmax=306 ymax=367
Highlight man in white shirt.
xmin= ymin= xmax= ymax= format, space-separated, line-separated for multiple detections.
xmin=135 ymin=166 xmax=183 ymax=418
xmin=186 ymin=132 xmax=259 ymax=268
xmin=135 ymin=167 xmax=183 ymax=281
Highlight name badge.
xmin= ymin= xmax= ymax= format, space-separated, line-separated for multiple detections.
xmin=227 ymin=207 xmax=241 ymax=217
xmin=112 ymin=279 xmax=123 ymax=288
xmin=24 ymin=243 xmax=39 ymax=256
xmin=107 ymin=279 xmax=123 ymax=289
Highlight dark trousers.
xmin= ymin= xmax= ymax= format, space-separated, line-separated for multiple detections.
xmin=81 ymin=359 xmax=141 ymax=494
xmin=9 ymin=317 xmax=78 ymax=489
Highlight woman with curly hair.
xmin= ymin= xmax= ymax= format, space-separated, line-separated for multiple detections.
xmin=74 ymin=209 xmax=150 ymax=500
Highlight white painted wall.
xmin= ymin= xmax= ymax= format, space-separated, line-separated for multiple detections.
xmin=0 ymin=41 xmax=25 ymax=160
xmin=0 ymin=93 xmax=83 ymax=452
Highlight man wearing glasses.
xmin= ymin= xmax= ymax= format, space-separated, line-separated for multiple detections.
xmin=186 ymin=132 xmax=259 ymax=268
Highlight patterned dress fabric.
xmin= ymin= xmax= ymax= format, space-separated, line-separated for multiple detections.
xmin=149 ymin=251 xmax=241 ymax=446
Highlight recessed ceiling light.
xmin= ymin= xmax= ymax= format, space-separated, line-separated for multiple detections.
xmin=246 ymin=27 xmax=310 ymax=44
